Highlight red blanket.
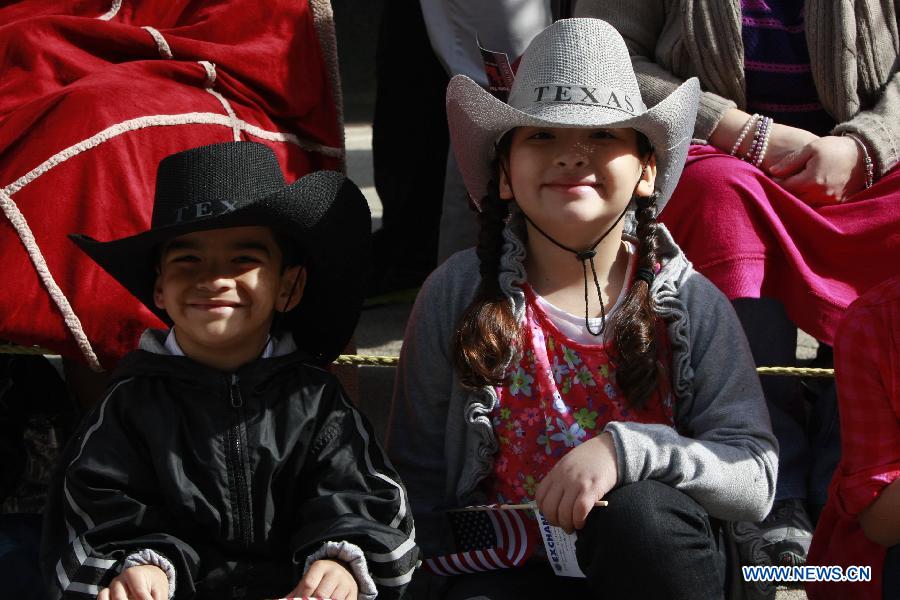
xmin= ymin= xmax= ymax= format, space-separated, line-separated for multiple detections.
xmin=0 ymin=0 xmax=343 ymax=370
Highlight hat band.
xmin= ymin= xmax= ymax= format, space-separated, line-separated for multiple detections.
xmin=509 ymin=83 xmax=647 ymax=116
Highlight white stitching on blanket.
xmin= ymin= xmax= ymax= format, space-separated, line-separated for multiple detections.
xmin=142 ymin=26 xmax=173 ymax=59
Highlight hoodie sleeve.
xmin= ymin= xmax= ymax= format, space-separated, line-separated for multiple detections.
xmin=289 ymin=379 xmax=418 ymax=600
xmin=605 ymin=271 xmax=779 ymax=523
xmin=41 ymin=379 xmax=200 ymax=600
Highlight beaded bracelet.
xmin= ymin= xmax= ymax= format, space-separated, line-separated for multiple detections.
xmin=745 ymin=115 xmax=769 ymax=165
xmin=843 ymin=132 xmax=875 ymax=189
xmin=752 ymin=117 xmax=773 ymax=168
xmin=744 ymin=116 xmax=772 ymax=167
xmin=730 ymin=113 xmax=759 ymax=156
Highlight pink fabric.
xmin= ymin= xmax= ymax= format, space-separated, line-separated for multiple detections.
xmin=660 ymin=145 xmax=900 ymax=345
xmin=805 ymin=274 xmax=900 ymax=599
xmin=486 ymin=285 xmax=673 ymax=505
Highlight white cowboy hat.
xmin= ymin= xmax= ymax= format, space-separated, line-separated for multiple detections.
xmin=446 ymin=18 xmax=700 ymax=213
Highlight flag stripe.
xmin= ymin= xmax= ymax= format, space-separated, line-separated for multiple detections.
xmin=508 ymin=509 xmax=529 ymax=565
xmin=494 ymin=509 xmax=515 ymax=560
xmin=421 ymin=505 xmax=536 ymax=576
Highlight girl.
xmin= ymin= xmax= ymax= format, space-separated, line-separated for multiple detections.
xmin=387 ymin=19 xmax=778 ymax=599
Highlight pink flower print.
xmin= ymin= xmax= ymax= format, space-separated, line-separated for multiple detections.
xmin=513 ymin=421 xmax=526 ymax=438
xmin=531 ymin=451 xmax=546 ymax=465
xmin=573 ymin=408 xmax=598 ymax=430
xmin=509 ymin=366 xmax=534 ymax=396
xmin=551 ymin=391 xmax=568 ymax=414
xmin=511 ymin=441 xmax=525 ymax=456
xmin=561 ymin=345 xmax=582 ymax=369
xmin=522 ymin=475 xmax=538 ymax=497
xmin=496 ymin=455 xmax=509 ymax=473
xmin=575 ymin=366 xmax=596 ymax=387
xmin=537 ymin=423 xmax=554 ymax=454
xmin=513 ymin=481 xmax=527 ymax=500
xmin=550 ymin=417 xmax=587 ymax=447
xmin=604 ymin=382 xmax=617 ymax=399
xmin=551 ymin=356 xmax=569 ymax=383
xmin=523 ymin=407 xmax=541 ymax=426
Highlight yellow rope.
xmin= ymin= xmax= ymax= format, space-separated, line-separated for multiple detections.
xmin=333 ymin=354 xmax=402 ymax=367
xmin=2 ymin=344 xmax=834 ymax=377
xmin=756 ymin=366 xmax=834 ymax=378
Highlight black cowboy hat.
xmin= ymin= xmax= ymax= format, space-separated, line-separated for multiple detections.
xmin=70 ymin=141 xmax=370 ymax=365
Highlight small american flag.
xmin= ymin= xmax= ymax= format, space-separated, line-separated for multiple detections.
xmin=422 ymin=505 xmax=537 ymax=575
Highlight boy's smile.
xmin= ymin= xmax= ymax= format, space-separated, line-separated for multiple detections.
xmin=153 ymin=226 xmax=304 ymax=370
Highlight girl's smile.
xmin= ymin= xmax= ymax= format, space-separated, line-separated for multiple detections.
xmin=500 ymin=126 xmax=656 ymax=248
xmin=541 ymin=178 xmax=602 ymax=197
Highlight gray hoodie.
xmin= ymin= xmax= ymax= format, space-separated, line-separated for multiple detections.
xmin=387 ymin=211 xmax=778 ymax=555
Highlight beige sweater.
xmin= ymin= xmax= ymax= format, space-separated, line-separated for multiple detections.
xmin=574 ymin=0 xmax=900 ymax=176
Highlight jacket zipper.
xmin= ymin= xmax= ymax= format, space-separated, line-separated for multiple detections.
xmin=228 ymin=374 xmax=253 ymax=548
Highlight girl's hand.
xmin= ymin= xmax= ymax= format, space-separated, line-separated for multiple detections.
xmin=289 ymin=559 xmax=358 ymax=600
xmin=97 ymin=565 xmax=168 ymax=600
xmin=767 ymin=135 xmax=865 ymax=205
xmin=534 ymin=432 xmax=618 ymax=534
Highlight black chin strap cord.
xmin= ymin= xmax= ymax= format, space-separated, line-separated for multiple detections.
xmin=523 ymin=201 xmax=631 ymax=336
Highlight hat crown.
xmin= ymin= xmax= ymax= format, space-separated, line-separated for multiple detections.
xmin=151 ymin=142 xmax=286 ymax=228
xmin=508 ymin=18 xmax=645 ymax=118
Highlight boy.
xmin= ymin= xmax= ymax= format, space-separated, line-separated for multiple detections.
xmin=41 ymin=142 xmax=417 ymax=600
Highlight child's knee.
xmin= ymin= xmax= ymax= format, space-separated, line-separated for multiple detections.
xmin=578 ymin=480 xmax=713 ymax=554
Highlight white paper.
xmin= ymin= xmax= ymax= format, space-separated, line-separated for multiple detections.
xmin=533 ymin=509 xmax=587 ymax=578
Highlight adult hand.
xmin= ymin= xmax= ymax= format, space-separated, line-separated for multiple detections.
xmin=758 ymin=122 xmax=819 ymax=171
xmin=768 ymin=135 xmax=865 ymax=205
xmin=289 ymin=559 xmax=358 ymax=600
xmin=97 ymin=565 xmax=168 ymax=600
xmin=534 ymin=432 xmax=618 ymax=534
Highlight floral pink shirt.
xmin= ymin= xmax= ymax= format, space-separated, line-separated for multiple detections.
xmin=485 ymin=285 xmax=675 ymax=504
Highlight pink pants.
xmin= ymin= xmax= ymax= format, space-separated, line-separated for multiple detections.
xmin=660 ymin=145 xmax=900 ymax=344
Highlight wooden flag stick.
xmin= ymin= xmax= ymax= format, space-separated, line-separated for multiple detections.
xmin=448 ymin=500 xmax=608 ymax=513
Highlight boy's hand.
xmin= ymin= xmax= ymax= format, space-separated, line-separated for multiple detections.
xmin=534 ymin=432 xmax=618 ymax=534
xmin=97 ymin=564 xmax=169 ymax=600
xmin=289 ymin=559 xmax=358 ymax=600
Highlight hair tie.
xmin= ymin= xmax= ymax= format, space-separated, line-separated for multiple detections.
xmin=635 ymin=267 xmax=655 ymax=286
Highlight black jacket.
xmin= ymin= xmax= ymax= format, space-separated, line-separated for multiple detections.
xmin=42 ymin=331 xmax=417 ymax=599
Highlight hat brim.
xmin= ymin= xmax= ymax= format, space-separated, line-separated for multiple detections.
xmin=446 ymin=74 xmax=700 ymax=213
xmin=71 ymin=170 xmax=370 ymax=365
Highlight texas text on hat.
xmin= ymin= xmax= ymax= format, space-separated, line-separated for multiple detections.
xmin=528 ymin=84 xmax=647 ymax=114
xmin=445 ymin=18 xmax=700 ymax=211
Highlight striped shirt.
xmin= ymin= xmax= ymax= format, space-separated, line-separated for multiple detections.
xmin=741 ymin=0 xmax=835 ymax=135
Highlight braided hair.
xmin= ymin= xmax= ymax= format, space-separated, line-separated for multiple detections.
xmin=611 ymin=189 xmax=663 ymax=409
xmin=453 ymin=173 xmax=520 ymax=389
xmin=454 ymin=131 xmax=666 ymax=408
